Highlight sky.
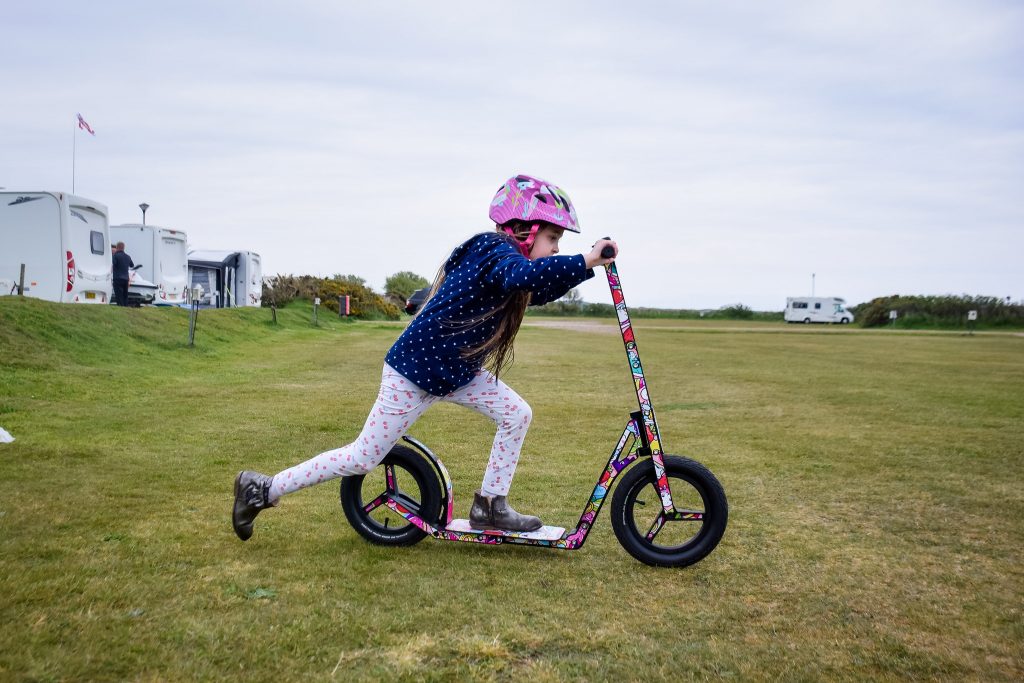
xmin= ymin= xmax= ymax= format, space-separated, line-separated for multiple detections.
xmin=2 ymin=0 xmax=1021 ymax=310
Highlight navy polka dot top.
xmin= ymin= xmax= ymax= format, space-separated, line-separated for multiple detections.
xmin=386 ymin=232 xmax=594 ymax=396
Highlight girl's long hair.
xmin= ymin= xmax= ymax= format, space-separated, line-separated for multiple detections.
xmin=420 ymin=223 xmax=536 ymax=380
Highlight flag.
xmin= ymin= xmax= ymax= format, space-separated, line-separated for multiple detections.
xmin=77 ymin=113 xmax=95 ymax=136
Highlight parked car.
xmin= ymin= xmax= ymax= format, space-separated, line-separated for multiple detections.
xmin=405 ymin=287 xmax=429 ymax=315
xmin=125 ymin=264 xmax=158 ymax=306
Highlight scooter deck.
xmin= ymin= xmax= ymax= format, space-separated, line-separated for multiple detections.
xmin=445 ymin=518 xmax=566 ymax=541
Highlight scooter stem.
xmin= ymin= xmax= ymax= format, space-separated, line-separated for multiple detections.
xmin=604 ymin=261 xmax=664 ymax=457
xmin=604 ymin=261 xmax=676 ymax=516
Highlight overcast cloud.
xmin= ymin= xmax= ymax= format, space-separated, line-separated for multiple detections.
xmin=2 ymin=0 xmax=1021 ymax=309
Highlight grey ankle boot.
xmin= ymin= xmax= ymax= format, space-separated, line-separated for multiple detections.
xmin=469 ymin=490 xmax=542 ymax=532
xmin=232 ymin=471 xmax=276 ymax=541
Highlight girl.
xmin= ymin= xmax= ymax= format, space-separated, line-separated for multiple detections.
xmin=233 ymin=174 xmax=617 ymax=540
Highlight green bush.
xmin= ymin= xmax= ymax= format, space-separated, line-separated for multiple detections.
xmin=385 ymin=271 xmax=430 ymax=307
xmin=262 ymin=274 xmax=400 ymax=320
xmin=851 ymin=294 xmax=1024 ymax=329
xmin=716 ymin=303 xmax=754 ymax=320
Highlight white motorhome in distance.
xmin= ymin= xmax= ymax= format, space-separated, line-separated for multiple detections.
xmin=785 ymin=297 xmax=854 ymax=324
xmin=110 ymin=224 xmax=189 ymax=305
xmin=0 ymin=191 xmax=111 ymax=303
xmin=187 ymin=249 xmax=262 ymax=308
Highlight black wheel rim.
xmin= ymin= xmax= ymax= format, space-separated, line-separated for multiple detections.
xmin=624 ymin=473 xmax=709 ymax=553
xmin=355 ymin=462 xmax=426 ymax=535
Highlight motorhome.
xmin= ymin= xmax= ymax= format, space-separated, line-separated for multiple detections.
xmin=0 ymin=191 xmax=111 ymax=303
xmin=785 ymin=297 xmax=854 ymax=324
xmin=110 ymin=224 xmax=189 ymax=305
xmin=187 ymin=249 xmax=262 ymax=308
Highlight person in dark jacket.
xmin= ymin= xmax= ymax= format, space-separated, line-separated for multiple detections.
xmin=232 ymin=174 xmax=617 ymax=541
xmin=111 ymin=242 xmax=133 ymax=306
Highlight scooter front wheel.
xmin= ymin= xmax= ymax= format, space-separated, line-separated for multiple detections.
xmin=610 ymin=455 xmax=727 ymax=567
xmin=340 ymin=444 xmax=442 ymax=546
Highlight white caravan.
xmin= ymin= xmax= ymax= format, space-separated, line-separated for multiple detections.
xmin=785 ymin=297 xmax=854 ymax=324
xmin=187 ymin=249 xmax=262 ymax=308
xmin=0 ymin=191 xmax=111 ymax=303
xmin=110 ymin=224 xmax=189 ymax=305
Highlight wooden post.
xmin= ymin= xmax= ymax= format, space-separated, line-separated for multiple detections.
xmin=188 ymin=300 xmax=199 ymax=347
xmin=188 ymin=287 xmax=200 ymax=347
xmin=18 ymin=263 xmax=26 ymax=296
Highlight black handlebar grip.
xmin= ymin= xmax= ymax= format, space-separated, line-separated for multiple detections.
xmin=600 ymin=237 xmax=616 ymax=259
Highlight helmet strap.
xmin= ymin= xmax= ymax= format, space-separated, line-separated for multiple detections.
xmin=503 ymin=223 xmax=542 ymax=258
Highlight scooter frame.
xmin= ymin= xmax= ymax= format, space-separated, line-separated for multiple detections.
xmin=359 ymin=259 xmax=703 ymax=550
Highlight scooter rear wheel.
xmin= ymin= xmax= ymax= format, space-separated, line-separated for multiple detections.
xmin=340 ymin=444 xmax=442 ymax=546
xmin=610 ymin=455 xmax=727 ymax=567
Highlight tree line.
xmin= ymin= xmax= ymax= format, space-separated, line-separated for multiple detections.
xmin=850 ymin=294 xmax=1024 ymax=329
xmin=263 ymin=271 xmax=1022 ymax=329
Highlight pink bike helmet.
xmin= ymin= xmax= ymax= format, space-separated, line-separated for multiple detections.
xmin=489 ymin=174 xmax=580 ymax=256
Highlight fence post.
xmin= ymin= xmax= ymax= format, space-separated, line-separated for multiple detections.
xmin=18 ymin=263 xmax=26 ymax=296
xmin=188 ymin=301 xmax=199 ymax=347
xmin=188 ymin=287 xmax=201 ymax=347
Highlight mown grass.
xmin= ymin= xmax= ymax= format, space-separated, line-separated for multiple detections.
xmin=1 ymin=298 xmax=1021 ymax=681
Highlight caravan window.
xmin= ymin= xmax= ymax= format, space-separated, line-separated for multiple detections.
xmin=90 ymin=230 xmax=104 ymax=255
xmin=814 ymin=302 xmax=821 ymax=310
xmin=792 ymin=301 xmax=808 ymax=309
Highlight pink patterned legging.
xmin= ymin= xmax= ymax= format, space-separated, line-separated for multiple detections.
xmin=269 ymin=364 xmax=532 ymax=502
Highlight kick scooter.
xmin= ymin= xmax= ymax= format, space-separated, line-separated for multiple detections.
xmin=340 ymin=246 xmax=728 ymax=567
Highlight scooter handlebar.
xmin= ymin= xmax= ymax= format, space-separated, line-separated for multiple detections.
xmin=600 ymin=237 xmax=616 ymax=259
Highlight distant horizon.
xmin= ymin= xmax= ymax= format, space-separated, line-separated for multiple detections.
xmin=258 ymin=270 xmax=1020 ymax=313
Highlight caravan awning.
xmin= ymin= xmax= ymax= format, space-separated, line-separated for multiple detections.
xmin=187 ymin=250 xmax=240 ymax=268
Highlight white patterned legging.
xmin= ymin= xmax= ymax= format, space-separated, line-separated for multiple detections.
xmin=269 ymin=364 xmax=532 ymax=502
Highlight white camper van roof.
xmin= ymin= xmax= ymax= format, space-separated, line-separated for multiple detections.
xmin=113 ymin=223 xmax=185 ymax=235
xmin=1 ymin=191 xmax=108 ymax=215
xmin=188 ymin=249 xmax=242 ymax=266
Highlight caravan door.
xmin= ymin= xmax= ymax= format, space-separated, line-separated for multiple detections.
xmin=234 ymin=252 xmax=262 ymax=306
xmin=156 ymin=230 xmax=188 ymax=304
xmin=246 ymin=252 xmax=262 ymax=306
xmin=65 ymin=197 xmax=111 ymax=303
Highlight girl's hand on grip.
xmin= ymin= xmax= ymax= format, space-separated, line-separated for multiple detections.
xmin=585 ymin=239 xmax=617 ymax=269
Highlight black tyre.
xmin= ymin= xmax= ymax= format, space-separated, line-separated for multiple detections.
xmin=803 ymin=317 xmax=811 ymax=324
xmin=340 ymin=444 xmax=443 ymax=546
xmin=610 ymin=455 xmax=727 ymax=567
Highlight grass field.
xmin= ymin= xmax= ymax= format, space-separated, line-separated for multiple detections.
xmin=1 ymin=297 xmax=1022 ymax=681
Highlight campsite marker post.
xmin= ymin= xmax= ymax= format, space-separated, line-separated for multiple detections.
xmin=188 ymin=287 xmax=201 ymax=347
xmin=313 ymin=297 xmax=320 ymax=326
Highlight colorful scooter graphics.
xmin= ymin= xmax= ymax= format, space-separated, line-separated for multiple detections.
xmin=340 ymin=246 xmax=728 ymax=567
